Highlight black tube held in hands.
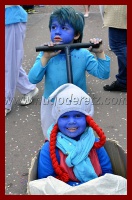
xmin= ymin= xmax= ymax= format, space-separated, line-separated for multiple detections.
xmin=35 ymin=42 xmax=102 ymax=52
xmin=35 ymin=41 xmax=102 ymax=83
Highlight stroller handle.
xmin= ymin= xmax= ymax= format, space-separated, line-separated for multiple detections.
xmin=36 ymin=42 xmax=102 ymax=52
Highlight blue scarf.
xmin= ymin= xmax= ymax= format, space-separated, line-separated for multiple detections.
xmin=47 ymin=124 xmax=98 ymax=183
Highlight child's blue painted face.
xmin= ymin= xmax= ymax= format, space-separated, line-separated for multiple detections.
xmin=58 ymin=111 xmax=87 ymax=138
xmin=50 ymin=19 xmax=75 ymax=44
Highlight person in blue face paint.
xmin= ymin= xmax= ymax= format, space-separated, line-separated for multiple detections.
xmin=37 ymin=83 xmax=113 ymax=186
xmin=28 ymin=6 xmax=111 ymax=138
xmin=58 ymin=111 xmax=87 ymax=139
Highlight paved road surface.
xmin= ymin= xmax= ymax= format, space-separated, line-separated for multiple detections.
xmin=5 ymin=5 xmax=127 ymax=195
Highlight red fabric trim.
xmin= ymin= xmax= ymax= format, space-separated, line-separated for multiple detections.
xmin=89 ymin=148 xmax=102 ymax=176
xmin=58 ymin=147 xmax=102 ymax=181
xmin=58 ymin=150 xmax=79 ymax=182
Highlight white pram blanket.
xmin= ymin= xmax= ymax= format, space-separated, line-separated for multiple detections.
xmin=28 ymin=173 xmax=127 ymax=195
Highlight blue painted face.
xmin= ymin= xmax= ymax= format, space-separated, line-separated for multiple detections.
xmin=58 ymin=111 xmax=87 ymax=138
xmin=50 ymin=19 xmax=75 ymax=44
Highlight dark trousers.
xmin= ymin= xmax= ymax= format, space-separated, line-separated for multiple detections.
xmin=109 ymin=27 xmax=127 ymax=86
xmin=22 ymin=5 xmax=34 ymax=10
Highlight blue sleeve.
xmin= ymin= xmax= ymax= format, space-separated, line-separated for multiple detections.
xmin=85 ymin=50 xmax=110 ymax=79
xmin=67 ymin=181 xmax=82 ymax=186
xmin=5 ymin=6 xmax=27 ymax=25
xmin=28 ymin=52 xmax=47 ymax=84
xmin=96 ymin=144 xmax=113 ymax=175
xmin=37 ymin=141 xmax=60 ymax=179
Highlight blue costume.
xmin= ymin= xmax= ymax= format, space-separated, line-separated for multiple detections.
xmin=38 ymin=125 xmax=113 ymax=186
xmin=28 ymin=6 xmax=111 ymax=137
xmin=36 ymin=83 xmax=113 ymax=187
xmin=28 ymin=49 xmax=110 ymax=98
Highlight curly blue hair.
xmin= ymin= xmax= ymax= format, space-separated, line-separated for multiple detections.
xmin=49 ymin=6 xmax=85 ymax=43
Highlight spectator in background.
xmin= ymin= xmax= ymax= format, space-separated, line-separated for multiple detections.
xmin=5 ymin=5 xmax=39 ymax=116
xmin=83 ymin=5 xmax=90 ymax=17
xmin=101 ymin=5 xmax=127 ymax=92
xmin=22 ymin=5 xmax=38 ymax=14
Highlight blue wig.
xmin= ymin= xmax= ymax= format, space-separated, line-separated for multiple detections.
xmin=49 ymin=6 xmax=85 ymax=43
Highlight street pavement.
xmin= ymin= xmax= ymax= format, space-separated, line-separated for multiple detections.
xmin=5 ymin=5 xmax=127 ymax=195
